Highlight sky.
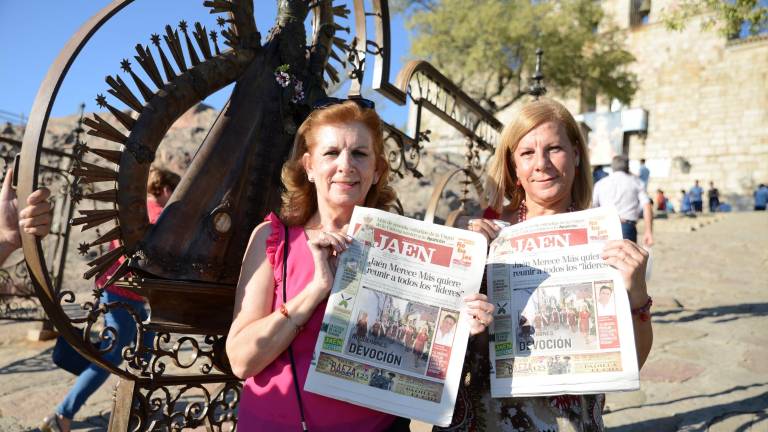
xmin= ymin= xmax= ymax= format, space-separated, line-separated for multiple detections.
xmin=0 ymin=0 xmax=412 ymax=128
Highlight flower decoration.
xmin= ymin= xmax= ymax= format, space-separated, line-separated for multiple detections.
xmin=275 ymin=64 xmax=305 ymax=103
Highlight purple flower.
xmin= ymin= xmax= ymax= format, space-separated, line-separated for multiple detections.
xmin=275 ymin=71 xmax=291 ymax=88
xmin=291 ymin=90 xmax=305 ymax=103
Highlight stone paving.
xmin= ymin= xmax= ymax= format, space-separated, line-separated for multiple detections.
xmin=0 ymin=212 xmax=766 ymax=431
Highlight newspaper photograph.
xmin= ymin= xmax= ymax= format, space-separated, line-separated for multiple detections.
xmin=488 ymin=206 xmax=640 ymax=397
xmin=304 ymin=206 xmax=487 ymax=426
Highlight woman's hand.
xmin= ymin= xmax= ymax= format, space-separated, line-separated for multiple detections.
xmin=307 ymin=230 xmax=352 ymax=296
xmin=466 ymin=218 xmax=502 ymax=242
xmin=602 ymin=240 xmax=650 ymax=308
xmin=464 ymin=293 xmax=495 ymax=336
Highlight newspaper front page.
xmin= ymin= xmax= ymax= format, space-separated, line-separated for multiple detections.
xmin=488 ymin=207 xmax=639 ymax=397
xmin=304 ymin=207 xmax=487 ymax=426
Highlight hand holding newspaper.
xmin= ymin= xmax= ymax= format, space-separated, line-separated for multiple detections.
xmin=488 ymin=207 xmax=640 ymax=397
xmin=305 ymin=207 xmax=487 ymax=426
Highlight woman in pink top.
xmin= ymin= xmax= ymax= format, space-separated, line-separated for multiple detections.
xmin=226 ymin=100 xmax=495 ymax=431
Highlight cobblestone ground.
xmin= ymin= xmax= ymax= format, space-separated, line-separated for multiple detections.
xmin=1 ymin=212 xmax=766 ymax=431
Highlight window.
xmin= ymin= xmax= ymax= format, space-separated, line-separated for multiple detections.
xmin=629 ymin=0 xmax=651 ymax=27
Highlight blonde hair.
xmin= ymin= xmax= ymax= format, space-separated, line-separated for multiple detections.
xmin=487 ymin=98 xmax=592 ymax=212
xmin=280 ymin=101 xmax=397 ymax=226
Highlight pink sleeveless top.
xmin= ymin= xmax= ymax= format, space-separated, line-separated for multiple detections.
xmin=237 ymin=213 xmax=395 ymax=432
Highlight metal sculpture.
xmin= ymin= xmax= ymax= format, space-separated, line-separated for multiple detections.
xmin=16 ymin=1 xmax=515 ymax=430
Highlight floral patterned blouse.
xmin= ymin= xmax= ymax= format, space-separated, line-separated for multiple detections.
xmin=435 ymin=254 xmax=606 ymax=432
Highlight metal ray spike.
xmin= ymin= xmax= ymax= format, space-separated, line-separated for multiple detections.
xmin=74 ymin=160 xmax=118 ymax=178
xmin=84 ymin=189 xmax=118 ymax=203
xmin=71 ymin=172 xmax=118 ymax=184
xmin=203 ymin=0 xmax=234 ymax=14
xmin=70 ymin=168 xmax=118 ymax=184
xmin=329 ymin=49 xmax=346 ymax=67
xmin=332 ymin=4 xmax=350 ymax=18
xmin=332 ymin=37 xmax=349 ymax=52
xmin=221 ymin=28 xmax=239 ymax=47
xmin=164 ymin=25 xmax=187 ymax=72
xmin=151 ymin=33 xmax=177 ymax=81
xmin=97 ymin=259 xmax=131 ymax=289
xmin=88 ymin=147 xmax=122 ymax=165
xmin=209 ymin=30 xmax=221 ymax=55
xmin=83 ymin=114 xmax=128 ymax=145
xmin=325 ymin=63 xmax=340 ymax=83
xmin=134 ymin=44 xmax=164 ymax=88
xmin=105 ymin=75 xmax=144 ymax=112
xmin=179 ymin=21 xmax=201 ymax=67
xmin=83 ymin=246 xmax=125 ymax=280
xmin=121 ymin=58 xmax=155 ymax=102
xmin=193 ymin=22 xmax=212 ymax=59
xmin=95 ymin=94 xmax=136 ymax=131
xmin=334 ymin=23 xmax=350 ymax=33
xmin=71 ymin=209 xmax=118 ymax=232
xmin=87 ymin=225 xmax=121 ymax=247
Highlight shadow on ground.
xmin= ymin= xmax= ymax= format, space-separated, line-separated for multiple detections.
xmin=652 ymin=302 xmax=768 ymax=324
xmin=610 ymin=390 xmax=768 ymax=432
xmin=0 ymin=346 xmax=54 ymax=374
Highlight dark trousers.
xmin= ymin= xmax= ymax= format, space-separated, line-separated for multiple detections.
xmin=692 ymin=201 xmax=703 ymax=212
xmin=621 ymin=221 xmax=638 ymax=243
xmin=709 ymin=198 xmax=719 ymax=212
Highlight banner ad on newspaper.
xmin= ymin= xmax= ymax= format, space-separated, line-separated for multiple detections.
xmin=305 ymin=207 xmax=487 ymax=426
xmin=488 ymin=207 xmax=640 ymax=397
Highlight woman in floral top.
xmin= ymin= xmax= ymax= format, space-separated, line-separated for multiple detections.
xmin=438 ymin=98 xmax=653 ymax=432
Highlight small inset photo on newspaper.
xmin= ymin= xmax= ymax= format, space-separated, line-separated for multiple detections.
xmin=345 ymin=287 xmax=440 ymax=375
xmin=516 ymin=282 xmax=598 ymax=354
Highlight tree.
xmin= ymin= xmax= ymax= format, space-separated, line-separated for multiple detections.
xmin=662 ymin=0 xmax=768 ymax=38
xmin=394 ymin=0 xmax=637 ymax=113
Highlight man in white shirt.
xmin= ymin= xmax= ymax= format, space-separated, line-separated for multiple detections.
xmin=596 ymin=285 xmax=616 ymax=316
xmin=593 ymin=155 xmax=654 ymax=246
xmin=434 ymin=314 xmax=457 ymax=346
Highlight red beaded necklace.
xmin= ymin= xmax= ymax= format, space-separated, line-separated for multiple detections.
xmin=517 ymin=199 xmax=576 ymax=223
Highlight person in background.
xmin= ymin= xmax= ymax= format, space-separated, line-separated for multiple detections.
xmin=0 ymin=167 xmax=52 ymax=265
xmin=680 ymin=189 xmax=693 ymax=215
xmin=592 ymin=165 xmax=608 ymax=184
xmin=41 ymin=166 xmax=180 ymax=432
xmin=655 ymin=189 xmax=667 ymax=212
xmin=707 ymin=181 xmax=720 ymax=213
xmin=459 ymin=98 xmax=652 ymax=431
xmin=638 ymin=158 xmax=650 ymax=191
xmin=689 ymin=180 xmax=704 ymax=213
xmin=754 ymin=184 xmax=768 ymax=211
xmin=593 ymin=155 xmax=654 ymax=246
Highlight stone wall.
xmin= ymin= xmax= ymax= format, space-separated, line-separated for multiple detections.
xmin=411 ymin=0 xmax=768 ymax=211
xmin=602 ymin=0 xmax=768 ymax=210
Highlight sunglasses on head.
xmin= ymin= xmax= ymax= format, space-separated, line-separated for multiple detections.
xmin=311 ymin=96 xmax=375 ymax=111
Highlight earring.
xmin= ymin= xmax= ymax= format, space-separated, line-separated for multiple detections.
xmin=308 ymin=176 xmax=315 ymax=183
xmin=576 ymin=159 xmax=580 ymax=167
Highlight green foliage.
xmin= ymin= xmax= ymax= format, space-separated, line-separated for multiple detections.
xmin=662 ymin=0 xmax=768 ymax=38
xmin=396 ymin=0 xmax=637 ymax=113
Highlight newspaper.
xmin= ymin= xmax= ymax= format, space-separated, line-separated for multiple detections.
xmin=488 ymin=207 xmax=639 ymax=397
xmin=304 ymin=207 xmax=487 ymax=426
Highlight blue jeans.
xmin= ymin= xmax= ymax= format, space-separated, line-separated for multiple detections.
xmin=621 ymin=221 xmax=638 ymax=243
xmin=57 ymin=290 xmax=151 ymax=419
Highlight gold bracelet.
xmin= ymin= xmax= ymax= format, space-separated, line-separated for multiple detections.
xmin=279 ymin=303 xmax=304 ymax=334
